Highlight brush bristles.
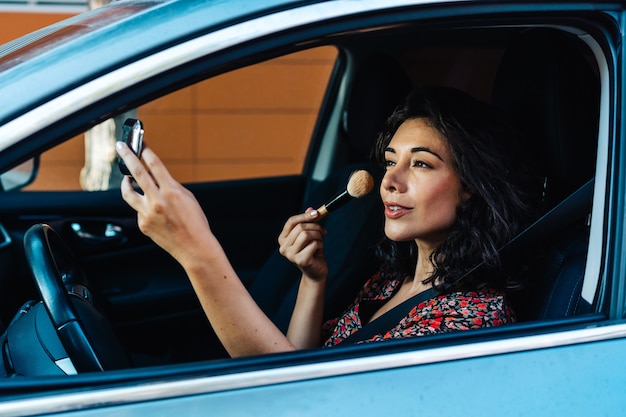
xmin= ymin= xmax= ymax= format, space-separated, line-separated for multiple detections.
xmin=346 ymin=170 xmax=374 ymax=198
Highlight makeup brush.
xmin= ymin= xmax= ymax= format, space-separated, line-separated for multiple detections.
xmin=315 ymin=170 xmax=374 ymax=220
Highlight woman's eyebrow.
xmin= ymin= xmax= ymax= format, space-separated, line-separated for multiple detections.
xmin=411 ymin=146 xmax=444 ymax=161
xmin=384 ymin=146 xmax=444 ymax=161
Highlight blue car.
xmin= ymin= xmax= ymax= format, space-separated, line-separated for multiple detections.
xmin=0 ymin=0 xmax=624 ymax=415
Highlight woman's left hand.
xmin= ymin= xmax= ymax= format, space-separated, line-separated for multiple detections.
xmin=278 ymin=208 xmax=328 ymax=282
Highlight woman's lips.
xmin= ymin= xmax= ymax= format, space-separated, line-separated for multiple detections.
xmin=383 ymin=202 xmax=411 ymax=219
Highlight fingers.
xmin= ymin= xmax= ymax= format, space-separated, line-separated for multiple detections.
xmin=139 ymin=145 xmax=177 ymax=188
xmin=278 ymin=208 xmax=328 ymax=262
xmin=116 ymin=141 xmax=176 ymax=194
xmin=279 ymin=208 xmax=321 ymax=237
xmin=279 ymin=209 xmax=325 ymax=243
xmin=285 ymin=226 xmax=325 ymax=255
xmin=120 ymin=175 xmax=142 ymax=208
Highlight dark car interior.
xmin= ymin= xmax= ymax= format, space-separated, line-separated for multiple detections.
xmin=490 ymin=28 xmax=599 ymax=321
xmin=0 ymin=15 xmax=602 ymax=377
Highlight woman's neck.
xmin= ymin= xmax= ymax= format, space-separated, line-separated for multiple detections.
xmin=407 ymin=244 xmax=437 ymax=293
xmin=405 ymin=270 xmax=433 ymax=295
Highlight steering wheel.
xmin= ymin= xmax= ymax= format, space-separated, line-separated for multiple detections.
xmin=23 ymin=223 xmax=131 ymax=373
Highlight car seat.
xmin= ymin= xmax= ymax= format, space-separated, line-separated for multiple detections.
xmin=491 ymin=28 xmax=600 ymax=321
xmin=248 ymin=53 xmax=412 ymax=331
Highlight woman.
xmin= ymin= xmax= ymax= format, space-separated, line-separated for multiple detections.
xmin=116 ymin=86 xmax=538 ymax=356
xmin=320 ymin=87 xmax=539 ymax=346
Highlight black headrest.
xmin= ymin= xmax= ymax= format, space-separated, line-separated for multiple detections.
xmin=492 ymin=28 xmax=600 ymax=206
xmin=343 ymin=54 xmax=412 ymax=160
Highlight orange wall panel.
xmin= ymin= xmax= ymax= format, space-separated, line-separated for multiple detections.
xmin=196 ymin=62 xmax=332 ymax=110
xmin=142 ymin=87 xmax=195 ymax=112
xmin=0 ymin=12 xmax=74 ymax=44
xmin=196 ymin=113 xmax=315 ymax=159
xmin=138 ymin=113 xmax=196 ymax=161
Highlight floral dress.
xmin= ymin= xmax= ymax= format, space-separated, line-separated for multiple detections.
xmin=322 ymin=272 xmax=516 ymax=347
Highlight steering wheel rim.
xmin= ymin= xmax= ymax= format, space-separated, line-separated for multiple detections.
xmin=23 ymin=223 xmax=130 ymax=373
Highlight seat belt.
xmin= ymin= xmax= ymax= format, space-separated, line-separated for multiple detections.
xmin=340 ymin=287 xmax=437 ymax=345
xmin=505 ymin=178 xmax=594 ymax=251
xmin=340 ymin=178 xmax=594 ymax=345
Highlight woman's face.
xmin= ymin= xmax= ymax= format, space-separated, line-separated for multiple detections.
xmin=380 ymin=118 xmax=469 ymax=248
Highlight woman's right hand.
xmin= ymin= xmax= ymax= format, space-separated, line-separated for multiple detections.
xmin=278 ymin=208 xmax=328 ymax=282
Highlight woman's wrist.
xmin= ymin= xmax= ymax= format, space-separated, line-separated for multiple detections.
xmin=300 ymin=273 xmax=327 ymax=293
xmin=176 ymin=234 xmax=225 ymax=276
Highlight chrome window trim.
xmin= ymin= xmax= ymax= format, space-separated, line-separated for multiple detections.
xmin=0 ymin=0 xmax=456 ymax=152
xmin=311 ymin=55 xmax=353 ymax=182
xmin=579 ymin=31 xmax=610 ymax=303
xmin=1 ymin=323 xmax=625 ymax=417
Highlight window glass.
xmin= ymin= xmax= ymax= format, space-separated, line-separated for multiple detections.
xmin=27 ymin=46 xmax=338 ymax=190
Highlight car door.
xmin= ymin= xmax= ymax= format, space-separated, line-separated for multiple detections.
xmin=1 ymin=1 xmax=626 ymax=416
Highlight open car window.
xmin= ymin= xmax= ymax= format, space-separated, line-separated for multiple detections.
xmin=5 ymin=24 xmax=606 ymax=355
xmin=26 ymin=46 xmax=338 ymax=191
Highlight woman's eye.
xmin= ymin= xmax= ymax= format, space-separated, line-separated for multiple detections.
xmin=412 ymin=160 xmax=431 ymax=168
xmin=384 ymin=160 xmax=395 ymax=169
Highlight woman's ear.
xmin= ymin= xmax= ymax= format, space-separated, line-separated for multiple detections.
xmin=460 ymin=188 xmax=472 ymax=203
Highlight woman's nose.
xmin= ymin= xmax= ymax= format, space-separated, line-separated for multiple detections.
xmin=381 ymin=165 xmax=407 ymax=193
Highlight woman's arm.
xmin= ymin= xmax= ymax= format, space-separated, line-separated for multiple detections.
xmin=116 ymin=141 xmax=295 ymax=357
xmin=286 ymin=274 xmax=326 ymax=348
xmin=278 ymin=209 xmax=329 ymax=349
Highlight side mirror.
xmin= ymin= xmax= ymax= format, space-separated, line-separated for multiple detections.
xmin=0 ymin=157 xmax=40 ymax=191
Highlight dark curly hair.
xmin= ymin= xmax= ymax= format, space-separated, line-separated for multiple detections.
xmin=372 ymin=86 xmax=541 ymax=292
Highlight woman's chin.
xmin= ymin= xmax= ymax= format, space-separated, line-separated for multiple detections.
xmin=383 ymin=229 xmax=414 ymax=243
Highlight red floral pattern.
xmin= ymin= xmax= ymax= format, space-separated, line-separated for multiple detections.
xmin=323 ymin=272 xmax=516 ymax=347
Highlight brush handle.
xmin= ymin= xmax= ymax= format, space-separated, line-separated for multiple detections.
xmin=315 ymin=205 xmax=330 ymax=220
xmin=315 ymin=189 xmax=350 ymax=220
